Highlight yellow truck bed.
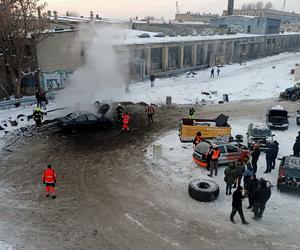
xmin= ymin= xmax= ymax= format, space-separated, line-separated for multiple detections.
xmin=179 ymin=116 xmax=231 ymax=142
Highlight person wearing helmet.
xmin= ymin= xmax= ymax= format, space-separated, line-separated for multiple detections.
xmin=251 ymin=144 xmax=261 ymax=174
xmin=116 ymin=104 xmax=124 ymax=124
xmin=33 ymin=107 xmax=43 ymax=127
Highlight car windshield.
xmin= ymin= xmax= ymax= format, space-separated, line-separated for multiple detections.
xmin=285 ymin=169 xmax=300 ymax=178
xmin=65 ymin=113 xmax=78 ymax=120
xmin=250 ymin=128 xmax=271 ymax=137
xmin=269 ymin=110 xmax=288 ymax=117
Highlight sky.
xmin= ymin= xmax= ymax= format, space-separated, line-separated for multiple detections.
xmin=46 ymin=0 xmax=300 ymax=19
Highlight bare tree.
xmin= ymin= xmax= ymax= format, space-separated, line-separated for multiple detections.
xmin=256 ymin=1 xmax=264 ymax=9
xmin=264 ymin=1 xmax=274 ymax=9
xmin=0 ymin=0 xmax=47 ymax=97
xmin=241 ymin=3 xmax=256 ymax=10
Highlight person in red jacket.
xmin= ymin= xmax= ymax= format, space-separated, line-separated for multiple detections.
xmin=145 ymin=104 xmax=155 ymax=125
xmin=42 ymin=164 xmax=57 ymax=199
xmin=122 ymin=112 xmax=131 ymax=131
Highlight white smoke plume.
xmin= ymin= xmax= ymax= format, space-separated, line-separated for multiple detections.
xmin=56 ymin=24 xmax=129 ymax=113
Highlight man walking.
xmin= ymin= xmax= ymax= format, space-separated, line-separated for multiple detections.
xmin=210 ymin=68 xmax=215 ymax=78
xmin=150 ymin=74 xmax=155 ymax=87
xmin=251 ymin=144 xmax=261 ymax=174
xmin=217 ymin=67 xmax=220 ymax=76
xmin=264 ymin=141 xmax=279 ymax=173
xmin=252 ymin=179 xmax=271 ymax=221
xmin=207 ymin=144 xmax=220 ymax=177
xmin=230 ymin=186 xmax=249 ymax=224
xmin=145 ymin=103 xmax=155 ymax=125
xmin=42 ymin=164 xmax=57 ymax=199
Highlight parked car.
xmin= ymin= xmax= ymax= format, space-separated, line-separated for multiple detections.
xmin=153 ymin=32 xmax=166 ymax=37
xmin=138 ymin=33 xmax=150 ymax=38
xmin=279 ymin=86 xmax=300 ymax=101
xmin=57 ymin=111 xmax=112 ymax=131
xmin=277 ymin=156 xmax=300 ymax=192
xmin=193 ymin=141 xmax=250 ymax=168
xmin=247 ymin=123 xmax=274 ymax=150
xmin=266 ymin=105 xmax=289 ymax=130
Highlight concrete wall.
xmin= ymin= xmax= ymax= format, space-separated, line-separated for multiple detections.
xmin=37 ymin=30 xmax=300 ymax=90
xmin=211 ymin=16 xmax=280 ymax=35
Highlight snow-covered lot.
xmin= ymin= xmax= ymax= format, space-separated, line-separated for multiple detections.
xmin=145 ymin=115 xmax=300 ymax=248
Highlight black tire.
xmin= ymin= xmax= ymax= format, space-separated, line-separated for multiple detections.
xmin=188 ymin=179 xmax=219 ymax=202
xmin=291 ymin=94 xmax=298 ymax=101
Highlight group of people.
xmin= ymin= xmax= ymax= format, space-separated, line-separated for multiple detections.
xmin=115 ymin=103 xmax=155 ymax=132
xmin=210 ymin=67 xmax=221 ymax=79
xmin=192 ymin=132 xmax=274 ymax=225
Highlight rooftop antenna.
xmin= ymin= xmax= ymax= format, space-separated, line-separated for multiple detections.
xmin=283 ymin=0 xmax=287 ymax=11
xmin=176 ymin=1 xmax=179 ymax=15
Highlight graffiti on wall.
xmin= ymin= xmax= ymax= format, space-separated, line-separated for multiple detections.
xmin=41 ymin=71 xmax=73 ymax=91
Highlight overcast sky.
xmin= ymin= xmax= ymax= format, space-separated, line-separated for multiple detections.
xmin=47 ymin=0 xmax=300 ymax=19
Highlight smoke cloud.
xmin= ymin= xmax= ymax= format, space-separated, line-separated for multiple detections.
xmin=56 ymin=24 xmax=129 ymax=113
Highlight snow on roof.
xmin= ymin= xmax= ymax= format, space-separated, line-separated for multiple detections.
xmin=270 ymin=105 xmax=285 ymax=111
xmin=252 ymin=122 xmax=269 ymax=130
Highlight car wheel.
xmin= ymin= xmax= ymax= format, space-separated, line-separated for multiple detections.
xmin=188 ymin=179 xmax=219 ymax=202
xmin=291 ymin=94 xmax=298 ymax=101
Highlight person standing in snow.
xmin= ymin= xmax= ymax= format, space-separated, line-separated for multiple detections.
xmin=210 ymin=68 xmax=215 ymax=78
xmin=251 ymin=144 xmax=261 ymax=174
xmin=243 ymin=158 xmax=253 ymax=191
xmin=264 ymin=141 xmax=279 ymax=173
xmin=35 ymin=90 xmax=41 ymax=108
xmin=235 ymin=159 xmax=245 ymax=187
xmin=247 ymin=175 xmax=258 ymax=209
xmin=293 ymin=138 xmax=300 ymax=157
xmin=230 ymin=186 xmax=249 ymax=225
xmin=150 ymin=74 xmax=155 ymax=87
xmin=224 ymin=162 xmax=236 ymax=195
xmin=207 ymin=145 xmax=220 ymax=177
xmin=33 ymin=107 xmax=43 ymax=127
xmin=189 ymin=107 xmax=196 ymax=119
xmin=217 ymin=67 xmax=220 ymax=76
xmin=252 ymin=179 xmax=271 ymax=221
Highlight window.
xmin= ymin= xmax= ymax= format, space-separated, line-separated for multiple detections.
xmin=76 ymin=115 xmax=87 ymax=122
xmin=219 ymin=146 xmax=226 ymax=154
xmin=86 ymin=114 xmax=98 ymax=121
xmin=226 ymin=145 xmax=238 ymax=153
xmin=247 ymin=25 xmax=251 ymax=33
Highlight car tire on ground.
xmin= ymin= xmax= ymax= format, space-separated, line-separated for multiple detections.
xmin=291 ymin=94 xmax=298 ymax=101
xmin=188 ymin=179 xmax=219 ymax=202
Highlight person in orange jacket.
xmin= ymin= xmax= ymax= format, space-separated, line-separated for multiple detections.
xmin=122 ymin=112 xmax=131 ymax=131
xmin=42 ymin=164 xmax=57 ymax=199
xmin=207 ymin=144 xmax=221 ymax=177
xmin=193 ymin=131 xmax=203 ymax=148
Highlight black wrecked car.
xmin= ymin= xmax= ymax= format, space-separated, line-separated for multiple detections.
xmin=277 ymin=156 xmax=300 ymax=192
xmin=266 ymin=105 xmax=289 ymax=130
xmin=58 ymin=111 xmax=112 ymax=131
xmin=58 ymin=104 xmax=112 ymax=131
xmin=279 ymin=86 xmax=300 ymax=101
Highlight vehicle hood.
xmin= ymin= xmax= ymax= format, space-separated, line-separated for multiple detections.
xmin=98 ymin=104 xmax=110 ymax=116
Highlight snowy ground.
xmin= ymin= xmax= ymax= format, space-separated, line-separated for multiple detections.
xmin=145 ymin=116 xmax=300 ymax=248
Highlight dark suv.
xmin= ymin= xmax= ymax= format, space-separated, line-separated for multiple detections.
xmin=246 ymin=123 xmax=274 ymax=150
xmin=266 ymin=105 xmax=289 ymax=130
xmin=277 ymin=156 xmax=300 ymax=192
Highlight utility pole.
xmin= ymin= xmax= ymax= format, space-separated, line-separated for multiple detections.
xmin=282 ymin=0 xmax=287 ymax=11
xmin=176 ymin=1 xmax=179 ymax=15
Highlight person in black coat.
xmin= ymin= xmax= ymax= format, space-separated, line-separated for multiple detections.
xmin=264 ymin=142 xmax=279 ymax=173
xmin=230 ymin=186 xmax=249 ymax=225
xmin=252 ymin=179 xmax=271 ymax=221
xmin=293 ymin=139 xmax=300 ymax=157
xmin=247 ymin=175 xmax=258 ymax=209
xmin=251 ymin=144 xmax=261 ymax=174
xmin=150 ymin=74 xmax=155 ymax=87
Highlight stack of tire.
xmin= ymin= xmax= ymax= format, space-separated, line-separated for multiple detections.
xmin=188 ymin=178 xmax=219 ymax=202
